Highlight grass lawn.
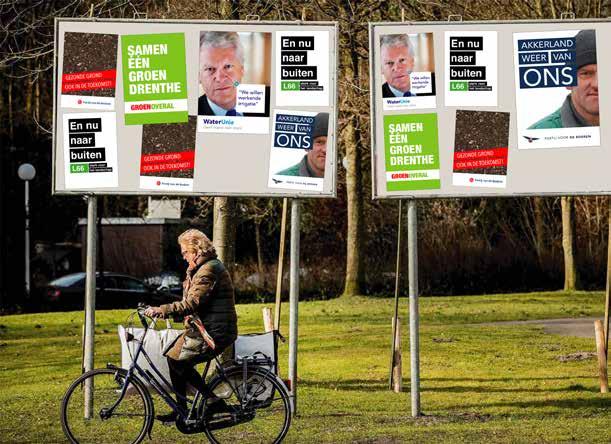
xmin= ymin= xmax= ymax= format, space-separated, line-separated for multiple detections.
xmin=0 ymin=291 xmax=609 ymax=443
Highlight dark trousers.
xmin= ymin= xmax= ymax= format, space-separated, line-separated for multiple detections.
xmin=167 ymin=357 xmax=213 ymax=410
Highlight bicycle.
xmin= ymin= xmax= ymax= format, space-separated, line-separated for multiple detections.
xmin=60 ymin=306 xmax=292 ymax=443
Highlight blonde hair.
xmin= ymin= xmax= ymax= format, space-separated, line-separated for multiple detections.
xmin=178 ymin=229 xmax=216 ymax=257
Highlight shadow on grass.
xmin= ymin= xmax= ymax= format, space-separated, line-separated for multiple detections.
xmin=457 ymin=397 xmax=610 ymax=411
xmin=301 ymin=375 xmax=595 ymax=392
xmin=427 ymin=376 xmax=593 ymax=382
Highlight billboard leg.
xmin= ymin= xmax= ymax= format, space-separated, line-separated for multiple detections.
xmin=407 ymin=200 xmax=420 ymax=417
xmin=83 ymin=195 xmax=97 ymax=419
xmin=390 ymin=200 xmax=403 ymax=389
xmin=288 ymin=199 xmax=300 ymax=417
xmin=274 ymin=198 xmax=289 ymax=332
xmin=24 ymin=180 xmax=31 ymax=296
xmin=604 ymin=197 xmax=610 ymax=354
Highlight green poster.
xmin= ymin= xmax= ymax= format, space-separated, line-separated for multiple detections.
xmin=121 ymin=33 xmax=188 ymax=125
xmin=384 ymin=113 xmax=440 ymax=191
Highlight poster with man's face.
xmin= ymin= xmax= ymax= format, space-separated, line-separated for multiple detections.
xmin=380 ymin=33 xmax=436 ymax=110
xmin=197 ymin=31 xmax=271 ymax=134
xmin=513 ymin=29 xmax=600 ymax=149
xmin=268 ymin=110 xmax=329 ymax=192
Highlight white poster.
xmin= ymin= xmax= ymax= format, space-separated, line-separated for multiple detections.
xmin=513 ymin=30 xmax=600 ymax=149
xmin=268 ymin=110 xmax=329 ymax=192
xmin=60 ymin=32 xmax=118 ymax=111
xmin=445 ymin=31 xmax=497 ymax=107
xmin=197 ymin=31 xmax=271 ymax=134
xmin=275 ymin=31 xmax=330 ymax=107
xmin=62 ymin=112 xmax=118 ymax=189
xmin=139 ymin=116 xmax=197 ymax=192
xmin=380 ymin=33 xmax=437 ymax=111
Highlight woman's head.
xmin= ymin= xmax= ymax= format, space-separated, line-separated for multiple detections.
xmin=178 ymin=229 xmax=215 ymax=262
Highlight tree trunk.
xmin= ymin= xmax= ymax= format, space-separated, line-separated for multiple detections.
xmin=25 ymin=62 xmax=33 ymax=117
xmin=561 ymin=196 xmax=579 ymax=290
xmin=255 ymin=220 xmax=265 ymax=289
xmin=343 ymin=113 xmax=363 ymax=296
xmin=211 ymin=0 xmax=240 ymax=283
xmin=213 ymin=197 xmax=235 ymax=275
xmin=533 ymin=197 xmax=546 ymax=268
xmin=342 ymin=5 xmax=364 ymax=297
xmin=35 ymin=71 xmax=40 ymax=135
xmin=8 ymin=77 xmax=14 ymax=140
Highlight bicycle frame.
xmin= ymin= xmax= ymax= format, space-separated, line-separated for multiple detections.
xmin=104 ymin=310 xmax=286 ymax=428
xmin=106 ymin=313 xmax=212 ymax=423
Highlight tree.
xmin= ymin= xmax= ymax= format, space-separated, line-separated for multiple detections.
xmin=211 ymin=0 xmax=242 ymax=272
xmin=339 ymin=4 xmax=365 ymax=297
xmin=561 ymin=196 xmax=579 ymax=290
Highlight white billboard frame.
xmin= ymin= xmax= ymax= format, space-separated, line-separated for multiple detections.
xmin=52 ymin=18 xmax=338 ymax=198
xmin=370 ymin=19 xmax=611 ymax=200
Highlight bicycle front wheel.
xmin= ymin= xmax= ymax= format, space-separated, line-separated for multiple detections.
xmin=60 ymin=368 xmax=154 ymax=444
xmin=204 ymin=366 xmax=291 ymax=444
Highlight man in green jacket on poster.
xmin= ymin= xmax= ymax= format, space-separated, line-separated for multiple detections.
xmin=276 ymin=112 xmax=329 ymax=178
xmin=529 ymin=29 xmax=598 ymax=129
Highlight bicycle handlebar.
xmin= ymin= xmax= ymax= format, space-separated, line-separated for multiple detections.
xmin=136 ymin=303 xmax=155 ymax=329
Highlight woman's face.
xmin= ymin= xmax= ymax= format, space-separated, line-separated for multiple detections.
xmin=180 ymin=245 xmax=198 ymax=263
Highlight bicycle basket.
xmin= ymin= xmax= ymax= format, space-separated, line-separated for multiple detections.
xmin=233 ymin=330 xmax=278 ymax=374
xmin=226 ymin=331 xmax=280 ymax=408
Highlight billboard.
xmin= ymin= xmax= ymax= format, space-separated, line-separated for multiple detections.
xmin=53 ymin=19 xmax=337 ymax=197
xmin=370 ymin=20 xmax=609 ymax=199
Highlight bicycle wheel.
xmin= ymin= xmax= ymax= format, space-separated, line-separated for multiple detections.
xmin=60 ymin=368 xmax=154 ymax=444
xmin=203 ymin=366 xmax=291 ymax=444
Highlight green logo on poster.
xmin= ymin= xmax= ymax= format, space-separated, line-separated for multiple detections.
xmin=383 ymin=113 xmax=440 ymax=191
xmin=70 ymin=164 xmax=89 ymax=173
xmin=121 ymin=33 xmax=188 ymax=125
xmin=450 ymin=81 xmax=468 ymax=91
xmin=281 ymin=81 xmax=300 ymax=91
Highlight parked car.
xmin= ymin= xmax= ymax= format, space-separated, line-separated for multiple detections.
xmin=44 ymin=272 xmax=180 ymax=310
xmin=143 ymin=271 xmax=183 ymax=297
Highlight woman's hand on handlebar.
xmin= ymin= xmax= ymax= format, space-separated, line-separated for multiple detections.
xmin=143 ymin=306 xmax=164 ymax=318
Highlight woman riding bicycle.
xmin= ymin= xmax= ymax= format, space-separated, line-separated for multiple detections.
xmin=144 ymin=228 xmax=238 ymax=423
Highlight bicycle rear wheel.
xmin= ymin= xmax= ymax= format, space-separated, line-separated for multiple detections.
xmin=60 ymin=368 xmax=153 ymax=444
xmin=203 ymin=366 xmax=291 ymax=444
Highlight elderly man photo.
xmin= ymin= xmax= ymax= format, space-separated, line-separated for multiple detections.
xmin=198 ymin=31 xmax=270 ymax=117
xmin=529 ymin=29 xmax=598 ymax=129
xmin=276 ymin=113 xmax=328 ymax=178
xmin=380 ymin=34 xmax=417 ymax=98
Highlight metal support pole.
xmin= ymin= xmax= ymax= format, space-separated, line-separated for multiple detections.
xmin=389 ymin=200 xmax=403 ymax=389
xmin=604 ymin=198 xmax=611 ymax=354
xmin=288 ymin=199 xmax=300 ymax=416
xmin=407 ymin=200 xmax=420 ymax=417
xmin=274 ymin=198 xmax=289 ymax=332
xmin=24 ymin=180 xmax=30 ymax=295
xmin=83 ymin=195 xmax=97 ymax=418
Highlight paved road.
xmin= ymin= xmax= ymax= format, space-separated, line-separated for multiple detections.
xmin=486 ymin=317 xmax=601 ymax=338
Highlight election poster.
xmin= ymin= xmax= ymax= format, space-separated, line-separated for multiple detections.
xmin=380 ymin=33 xmax=436 ymax=111
xmin=268 ymin=110 xmax=329 ymax=192
xmin=445 ymin=31 xmax=497 ymax=107
xmin=383 ymin=113 xmax=440 ymax=191
xmin=452 ymin=110 xmax=510 ymax=188
xmin=275 ymin=31 xmax=330 ymax=107
xmin=139 ymin=116 xmax=197 ymax=191
xmin=513 ymin=29 xmax=600 ymax=149
xmin=121 ymin=33 xmax=189 ymax=125
xmin=198 ymin=31 xmax=271 ymax=134
xmin=60 ymin=32 xmax=118 ymax=110
xmin=62 ymin=112 xmax=118 ymax=189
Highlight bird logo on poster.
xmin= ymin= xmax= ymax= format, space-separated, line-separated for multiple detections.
xmin=522 ymin=135 xmax=540 ymax=143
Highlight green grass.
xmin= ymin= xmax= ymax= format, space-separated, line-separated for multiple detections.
xmin=0 ymin=291 xmax=609 ymax=443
